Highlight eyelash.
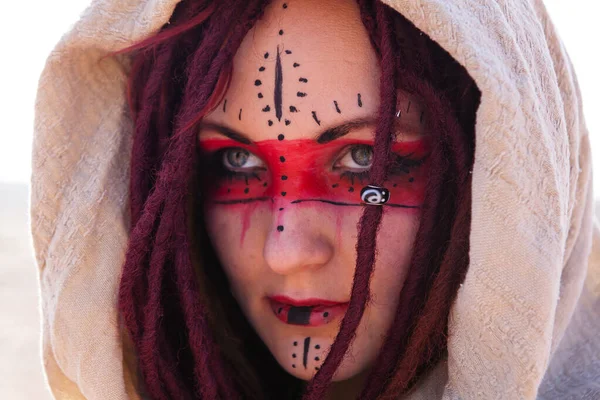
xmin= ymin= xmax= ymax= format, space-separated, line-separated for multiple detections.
xmin=334 ymin=146 xmax=424 ymax=184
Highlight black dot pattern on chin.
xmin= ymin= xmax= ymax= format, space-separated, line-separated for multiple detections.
xmin=278 ymin=134 xmax=285 ymax=141
xmin=315 ymin=357 xmax=320 ymax=361
xmin=279 ymin=29 xmax=284 ymax=35
xmin=283 ymin=3 xmax=288 ymax=9
xmin=332 ymin=183 xmax=339 ymax=188
xmin=280 ymin=156 xmax=286 ymax=162
xmin=315 ymin=344 xmax=320 ymax=349
xmin=292 ymin=354 xmax=296 ymax=358
xmin=292 ymin=364 xmax=296 ymax=368
xmin=323 ymin=312 xmax=329 ymax=317
xmin=409 ymin=177 xmax=415 ymax=182
xmin=279 ymin=207 xmax=284 ymax=211
xmin=281 ymin=192 xmax=287 ymax=196
xmin=281 ymin=175 xmax=288 ymax=180
xmin=277 ymin=225 xmax=284 ymax=232
xmin=294 ymin=341 xmax=298 ymax=346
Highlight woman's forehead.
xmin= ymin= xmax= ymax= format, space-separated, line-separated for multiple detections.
xmin=202 ymin=0 xmax=382 ymax=142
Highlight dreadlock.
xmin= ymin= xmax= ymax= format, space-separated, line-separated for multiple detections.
xmin=117 ymin=0 xmax=480 ymax=398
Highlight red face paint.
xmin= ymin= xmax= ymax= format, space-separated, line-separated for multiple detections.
xmin=198 ymin=137 xmax=431 ymax=209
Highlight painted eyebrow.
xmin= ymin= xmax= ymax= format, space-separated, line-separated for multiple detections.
xmin=198 ymin=122 xmax=253 ymax=144
xmin=198 ymin=117 xmax=376 ymax=145
xmin=315 ymin=118 xmax=375 ymax=144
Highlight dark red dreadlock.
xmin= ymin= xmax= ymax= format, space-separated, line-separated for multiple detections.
xmin=117 ymin=0 xmax=480 ymax=398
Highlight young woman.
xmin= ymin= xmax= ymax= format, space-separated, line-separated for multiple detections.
xmin=31 ymin=0 xmax=599 ymax=399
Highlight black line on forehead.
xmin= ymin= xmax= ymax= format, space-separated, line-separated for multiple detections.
xmin=222 ymin=99 xmax=227 ymax=112
xmin=315 ymin=118 xmax=374 ymax=144
xmin=311 ymin=111 xmax=321 ymax=126
xmin=199 ymin=122 xmax=252 ymax=144
xmin=275 ymin=46 xmax=283 ymax=122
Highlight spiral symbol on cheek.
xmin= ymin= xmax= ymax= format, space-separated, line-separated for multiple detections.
xmin=360 ymin=185 xmax=389 ymax=205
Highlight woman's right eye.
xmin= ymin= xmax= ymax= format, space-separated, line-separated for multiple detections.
xmin=222 ymin=148 xmax=265 ymax=170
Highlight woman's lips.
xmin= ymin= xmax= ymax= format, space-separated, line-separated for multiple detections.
xmin=268 ymin=296 xmax=349 ymax=327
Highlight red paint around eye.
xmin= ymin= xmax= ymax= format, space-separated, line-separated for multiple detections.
xmin=198 ymin=137 xmax=431 ymax=209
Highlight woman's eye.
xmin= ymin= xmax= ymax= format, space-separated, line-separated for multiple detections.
xmin=335 ymin=145 xmax=373 ymax=170
xmin=222 ymin=148 xmax=264 ymax=170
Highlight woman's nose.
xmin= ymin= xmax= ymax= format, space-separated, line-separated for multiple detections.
xmin=262 ymin=208 xmax=334 ymax=276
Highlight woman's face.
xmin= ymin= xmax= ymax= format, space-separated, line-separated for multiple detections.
xmin=198 ymin=0 xmax=429 ymax=382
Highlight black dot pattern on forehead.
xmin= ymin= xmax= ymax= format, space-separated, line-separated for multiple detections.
xmin=279 ymin=29 xmax=284 ymax=35
xmin=280 ymin=156 xmax=285 ymax=162
xmin=278 ymin=134 xmax=285 ymax=140
xmin=264 ymin=52 xmax=269 ymax=59
xmin=277 ymin=225 xmax=284 ymax=232
xmin=262 ymin=105 xmax=271 ymax=112
xmin=283 ymin=3 xmax=288 ymax=8
xmin=285 ymin=50 xmax=292 ymax=54
xmin=315 ymin=345 xmax=320 ymax=349
xmin=259 ymin=66 xmax=265 ymax=72
xmin=258 ymin=93 xmax=263 ymax=98
xmin=289 ymin=105 xmax=298 ymax=112
xmin=281 ymin=192 xmax=287 ymax=196
xmin=293 ymin=62 xmax=300 ymax=68
xmin=255 ymin=79 xmax=262 ymax=86
xmin=268 ymin=120 xmax=273 ymax=126
xmin=281 ymin=175 xmax=288 ymax=180
xmin=299 ymin=77 xmax=308 ymax=83
xmin=297 ymin=92 xmax=306 ymax=97
xmin=279 ymin=207 xmax=284 ymax=211
xmin=285 ymin=119 xmax=291 ymax=125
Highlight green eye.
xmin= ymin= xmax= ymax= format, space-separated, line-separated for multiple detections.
xmin=350 ymin=145 xmax=373 ymax=167
xmin=335 ymin=145 xmax=373 ymax=170
xmin=222 ymin=148 xmax=264 ymax=170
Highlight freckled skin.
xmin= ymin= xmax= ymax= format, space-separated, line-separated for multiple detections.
xmin=198 ymin=0 xmax=427 ymax=389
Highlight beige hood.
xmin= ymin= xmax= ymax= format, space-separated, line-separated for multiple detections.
xmin=30 ymin=0 xmax=600 ymax=398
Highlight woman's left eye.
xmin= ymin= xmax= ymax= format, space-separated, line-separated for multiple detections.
xmin=334 ymin=145 xmax=373 ymax=170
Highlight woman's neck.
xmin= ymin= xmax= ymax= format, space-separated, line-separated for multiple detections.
xmin=324 ymin=369 xmax=370 ymax=400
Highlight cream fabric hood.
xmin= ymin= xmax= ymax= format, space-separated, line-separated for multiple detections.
xmin=30 ymin=0 xmax=600 ymax=398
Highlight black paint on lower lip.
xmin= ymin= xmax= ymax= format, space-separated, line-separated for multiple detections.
xmin=287 ymin=306 xmax=312 ymax=325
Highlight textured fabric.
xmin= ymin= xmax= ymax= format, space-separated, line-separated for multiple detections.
xmin=30 ymin=0 xmax=599 ymax=399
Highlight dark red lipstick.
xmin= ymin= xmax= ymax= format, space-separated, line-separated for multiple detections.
xmin=268 ymin=295 xmax=349 ymax=327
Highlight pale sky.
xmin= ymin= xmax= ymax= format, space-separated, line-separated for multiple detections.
xmin=1 ymin=1 xmax=598 ymax=196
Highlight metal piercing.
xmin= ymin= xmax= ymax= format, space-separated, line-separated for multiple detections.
xmin=360 ymin=185 xmax=390 ymax=205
